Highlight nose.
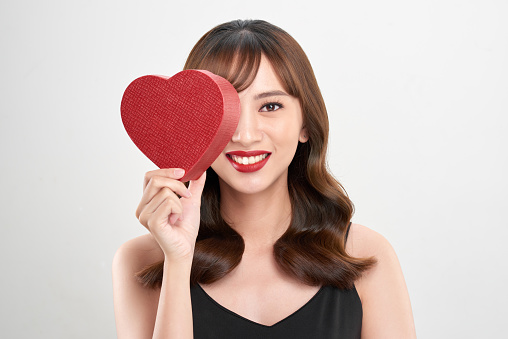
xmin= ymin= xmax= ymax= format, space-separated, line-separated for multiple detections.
xmin=231 ymin=105 xmax=262 ymax=146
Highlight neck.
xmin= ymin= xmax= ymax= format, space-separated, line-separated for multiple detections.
xmin=218 ymin=179 xmax=292 ymax=250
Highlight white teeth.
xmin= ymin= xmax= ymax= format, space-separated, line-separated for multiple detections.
xmin=231 ymin=154 xmax=268 ymax=165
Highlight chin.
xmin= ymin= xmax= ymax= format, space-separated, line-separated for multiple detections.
xmin=217 ymin=174 xmax=272 ymax=195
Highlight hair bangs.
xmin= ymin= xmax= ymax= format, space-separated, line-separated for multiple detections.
xmin=185 ymin=31 xmax=262 ymax=93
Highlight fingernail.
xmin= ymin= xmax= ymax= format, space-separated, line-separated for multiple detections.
xmin=174 ymin=169 xmax=185 ymax=177
xmin=186 ymin=190 xmax=192 ymax=198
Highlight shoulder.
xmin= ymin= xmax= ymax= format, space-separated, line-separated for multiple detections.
xmin=112 ymin=234 xmax=164 ymax=338
xmin=345 ymin=223 xmax=401 ymax=277
xmin=345 ymin=223 xmax=393 ymax=259
xmin=345 ymin=223 xmax=403 ymax=292
xmin=346 ymin=223 xmax=416 ymax=338
xmin=345 ymin=223 xmax=402 ymax=300
xmin=113 ymin=233 xmax=164 ymax=273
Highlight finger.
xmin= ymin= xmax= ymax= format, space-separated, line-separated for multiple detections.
xmin=137 ymin=187 xmax=181 ymax=225
xmin=146 ymin=175 xmax=191 ymax=199
xmin=136 ymin=176 xmax=191 ymax=218
xmin=143 ymin=168 xmax=186 ymax=190
xmin=187 ymin=171 xmax=207 ymax=203
xmin=138 ymin=188 xmax=182 ymax=227
xmin=148 ymin=197 xmax=181 ymax=230
xmin=146 ymin=187 xmax=182 ymax=216
xmin=168 ymin=212 xmax=180 ymax=225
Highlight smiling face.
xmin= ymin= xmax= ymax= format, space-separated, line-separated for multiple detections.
xmin=210 ymin=56 xmax=308 ymax=195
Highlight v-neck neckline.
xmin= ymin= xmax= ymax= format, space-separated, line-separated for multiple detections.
xmin=195 ymin=283 xmax=326 ymax=328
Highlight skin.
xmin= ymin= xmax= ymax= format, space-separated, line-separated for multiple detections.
xmin=112 ymin=56 xmax=416 ymax=338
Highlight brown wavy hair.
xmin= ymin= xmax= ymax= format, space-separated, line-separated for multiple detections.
xmin=136 ymin=19 xmax=375 ymax=289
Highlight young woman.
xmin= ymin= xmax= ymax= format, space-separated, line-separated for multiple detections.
xmin=113 ymin=20 xmax=416 ymax=338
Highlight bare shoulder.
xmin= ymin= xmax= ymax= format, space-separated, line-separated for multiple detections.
xmin=113 ymin=233 xmax=164 ymax=273
xmin=112 ymin=234 xmax=163 ymax=339
xmin=345 ymin=223 xmax=394 ymax=259
xmin=346 ymin=223 xmax=416 ymax=338
xmin=345 ymin=223 xmax=403 ymax=289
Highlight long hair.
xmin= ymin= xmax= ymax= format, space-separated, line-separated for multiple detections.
xmin=136 ymin=19 xmax=375 ymax=289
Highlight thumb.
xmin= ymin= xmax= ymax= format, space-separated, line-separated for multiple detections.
xmin=187 ymin=170 xmax=207 ymax=203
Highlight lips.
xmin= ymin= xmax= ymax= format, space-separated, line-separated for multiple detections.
xmin=226 ymin=150 xmax=271 ymax=172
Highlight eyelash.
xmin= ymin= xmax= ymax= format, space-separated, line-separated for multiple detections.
xmin=260 ymin=101 xmax=283 ymax=112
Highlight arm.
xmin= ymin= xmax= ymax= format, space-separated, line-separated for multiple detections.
xmin=112 ymin=236 xmax=197 ymax=339
xmin=113 ymin=169 xmax=206 ymax=339
xmin=152 ymin=258 xmax=193 ymax=338
xmin=347 ymin=224 xmax=416 ymax=339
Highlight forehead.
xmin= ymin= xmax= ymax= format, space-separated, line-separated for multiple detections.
xmin=238 ymin=56 xmax=287 ymax=96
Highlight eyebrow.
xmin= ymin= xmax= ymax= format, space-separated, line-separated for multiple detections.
xmin=254 ymin=90 xmax=289 ymax=100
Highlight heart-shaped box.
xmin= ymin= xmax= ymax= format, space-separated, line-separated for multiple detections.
xmin=121 ymin=70 xmax=240 ymax=182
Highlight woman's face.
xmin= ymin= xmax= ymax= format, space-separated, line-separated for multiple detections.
xmin=211 ymin=55 xmax=308 ymax=195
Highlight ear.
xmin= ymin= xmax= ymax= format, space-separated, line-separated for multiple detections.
xmin=299 ymin=126 xmax=309 ymax=143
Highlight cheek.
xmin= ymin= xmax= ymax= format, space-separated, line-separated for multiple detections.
xmin=210 ymin=155 xmax=224 ymax=173
xmin=268 ymin=128 xmax=301 ymax=166
xmin=268 ymin=118 xmax=303 ymax=146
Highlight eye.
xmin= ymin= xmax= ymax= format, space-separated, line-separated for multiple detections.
xmin=260 ymin=102 xmax=283 ymax=112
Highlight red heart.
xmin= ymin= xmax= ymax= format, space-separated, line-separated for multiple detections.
xmin=121 ymin=70 xmax=240 ymax=182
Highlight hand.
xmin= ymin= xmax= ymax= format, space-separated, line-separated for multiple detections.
xmin=135 ymin=168 xmax=206 ymax=263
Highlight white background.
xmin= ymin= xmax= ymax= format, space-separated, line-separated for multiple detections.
xmin=1 ymin=0 xmax=507 ymax=338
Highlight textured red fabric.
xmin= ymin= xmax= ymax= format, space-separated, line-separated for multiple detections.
xmin=121 ymin=70 xmax=240 ymax=181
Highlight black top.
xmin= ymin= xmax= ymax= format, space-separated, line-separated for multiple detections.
xmin=190 ymin=222 xmax=361 ymax=338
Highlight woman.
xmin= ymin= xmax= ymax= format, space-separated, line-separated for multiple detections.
xmin=113 ymin=20 xmax=416 ymax=338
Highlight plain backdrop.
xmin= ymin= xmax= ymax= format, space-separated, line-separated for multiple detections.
xmin=1 ymin=0 xmax=507 ymax=338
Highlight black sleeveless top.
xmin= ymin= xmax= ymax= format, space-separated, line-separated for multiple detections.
xmin=190 ymin=223 xmax=362 ymax=338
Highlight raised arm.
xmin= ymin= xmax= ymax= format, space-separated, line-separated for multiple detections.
xmin=113 ymin=169 xmax=206 ymax=339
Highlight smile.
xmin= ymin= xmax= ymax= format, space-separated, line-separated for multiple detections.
xmin=225 ymin=151 xmax=272 ymax=173
xmin=230 ymin=153 xmax=268 ymax=165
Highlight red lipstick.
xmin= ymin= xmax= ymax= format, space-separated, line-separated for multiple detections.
xmin=226 ymin=150 xmax=271 ymax=172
